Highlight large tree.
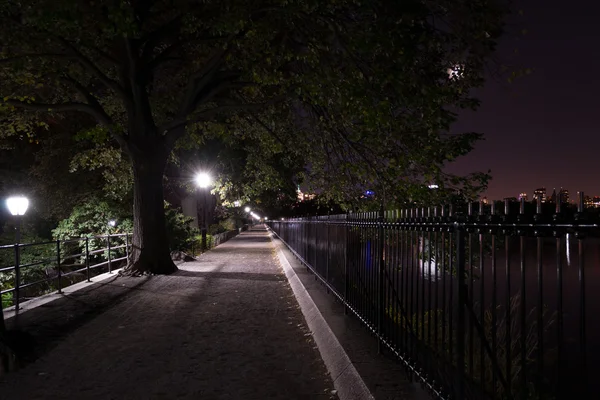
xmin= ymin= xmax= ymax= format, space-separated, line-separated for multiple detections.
xmin=0 ymin=0 xmax=506 ymax=275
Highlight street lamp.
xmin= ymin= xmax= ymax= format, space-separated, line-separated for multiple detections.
xmin=6 ymin=196 xmax=29 ymax=244
xmin=244 ymin=206 xmax=251 ymax=213
xmin=195 ymin=172 xmax=212 ymax=189
xmin=108 ymin=220 xmax=116 ymax=227
xmin=6 ymin=196 xmax=28 ymax=315
xmin=195 ymin=172 xmax=213 ymax=252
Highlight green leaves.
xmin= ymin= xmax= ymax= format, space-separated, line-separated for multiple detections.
xmin=0 ymin=0 xmax=506 ymax=214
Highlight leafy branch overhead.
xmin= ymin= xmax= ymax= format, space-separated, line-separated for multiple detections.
xmin=0 ymin=0 xmax=505 ymax=202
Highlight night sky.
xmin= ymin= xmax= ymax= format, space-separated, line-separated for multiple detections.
xmin=447 ymin=0 xmax=600 ymax=201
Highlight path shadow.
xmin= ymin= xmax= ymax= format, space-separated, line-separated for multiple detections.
xmin=175 ymin=270 xmax=285 ymax=282
xmin=3 ymin=275 xmax=152 ymax=372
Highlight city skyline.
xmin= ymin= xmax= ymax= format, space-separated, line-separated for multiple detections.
xmin=444 ymin=0 xmax=600 ymax=200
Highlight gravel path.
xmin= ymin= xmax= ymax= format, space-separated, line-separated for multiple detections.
xmin=0 ymin=226 xmax=337 ymax=399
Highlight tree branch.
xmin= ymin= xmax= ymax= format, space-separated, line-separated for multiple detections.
xmin=55 ymin=36 xmax=126 ymax=99
xmin=161 ymin=94 xmax=287 ymax=136
xmin=61 ymin=75 xmax=113 ymax=125
xmin=0 ymin=53 xmax=72 ymax=65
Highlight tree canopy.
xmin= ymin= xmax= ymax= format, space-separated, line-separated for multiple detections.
xmin=0 ymin=0 xmax=507 ymax=273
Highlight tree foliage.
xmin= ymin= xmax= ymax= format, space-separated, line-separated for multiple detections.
xmin=0 ymin=0 xmax=507 ymax=273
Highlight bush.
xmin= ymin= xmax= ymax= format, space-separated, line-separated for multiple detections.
xmin=164 ymin=203 xmax=198 ymax=251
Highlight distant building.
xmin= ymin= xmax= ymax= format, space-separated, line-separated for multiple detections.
xmin=296 ymin=185 xmax=316 ymax=202
xmin=584 ymin=195 xmax=594 ymax=207
xmin=533 ymin=188 xmax=546 ymax=203
xmin=559 ymin=188 xmax=569 ymax=203
xmin=519 ymin=192 xmax=528 ymax=201
xmin=503 ymin=197 xmax=518 ymax=203
xmin=593 ymin=197 xmax=600 ymax=207
xmin=550 ymin=188 xmax=557 ymax=203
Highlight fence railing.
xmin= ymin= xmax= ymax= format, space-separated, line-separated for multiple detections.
xmin=1 ymin=233 xmax=131 ymax=311
xmin=268 ymin=200 xmax=596 ymax=400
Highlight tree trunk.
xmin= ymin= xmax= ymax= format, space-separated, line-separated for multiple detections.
xmin=121 ymin=144 xmax=177 ymax=276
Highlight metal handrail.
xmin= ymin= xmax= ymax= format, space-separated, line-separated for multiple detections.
xmin=0 ymin=233 xmax=132 ymax=311
xmin=268 ymin=199 xmax=598 ymax=400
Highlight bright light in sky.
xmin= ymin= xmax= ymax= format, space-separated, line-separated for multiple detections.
xmin=447 ymin=64 xmax=463 ymax=80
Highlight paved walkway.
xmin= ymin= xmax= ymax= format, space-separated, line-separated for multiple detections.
xmin=0 ymin=227 xmax=337 ymax=399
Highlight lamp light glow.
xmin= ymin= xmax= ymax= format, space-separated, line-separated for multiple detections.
xmin=108 ymin=220 xmax=116 ymax=227
xmin=6 ymin=196 xmax=29 ymax=216
xmin=195 ymin=172 xmax=212 ymax=188
xmin=244 ymin=206 xmax=251 ymax=212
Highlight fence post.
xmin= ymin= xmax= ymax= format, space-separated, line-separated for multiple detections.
xmin=56 ymin=240 xmax=62 ymax=294
xmin=85 ymin=237 xmax=91 ymax=282
xmin=326 ymin=213 xmax=330 ymax=293
xmin=107 ymin=236 xmax=112 ymax=273
xmin=14 ymin=243 xmax=20 ymax=313
xmin=455 ymin=221 xmax=467 ymax=400
xmin=125 ymin=234 xmax=130 ymax=263
xmin=378 ymin=205 xmax=385 ymax=354
xmin=344 ymin=213 xmax=350 ymax=315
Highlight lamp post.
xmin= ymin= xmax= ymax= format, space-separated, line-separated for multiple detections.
xmin=195 ymin=172 xmax=212 ymax=252
xmin=6 ymin=196 xmax=29 ymax=315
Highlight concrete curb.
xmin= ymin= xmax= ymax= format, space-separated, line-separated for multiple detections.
xmin=269 ymin=232 xmax=375 ymax=400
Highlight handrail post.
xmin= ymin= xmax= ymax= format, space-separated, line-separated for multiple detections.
xmin=85 ymin=237 xmax=91 ymax=282
xmin=14 ymin=243 xmax=20 ymax=313
xmin=455 ymin=221 xmax=467 ymax=400
xmin=377 ymin=205 xmax=385 ymax=354
xmin=56 ymin=240 xmax=62 ymax=294
xmin=107 ymin=235 xmax=112 ymax=273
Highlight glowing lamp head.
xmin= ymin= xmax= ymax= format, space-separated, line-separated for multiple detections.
xmin=108 ymin=220 xmax=116 ymax=227
xmin=6 ymin=196 xmax=29 ymax=216
xmin=195 ymin=172 xmax=212 ymax=188
xmin=244 ymin=206 xmax=251 ymax=213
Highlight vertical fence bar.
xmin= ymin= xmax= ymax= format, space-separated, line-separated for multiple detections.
xmin=14 ymin=243 xmax=20 ymax=312
xmin=345 ymin=213 xmax=350 ymax=315
xmin=491 ymin=201 xmax=498 ymax=395
xmin=56 ymin=240 xmax=62 ymax=294
xmin=107 ymin=236 xmax=112 ymax=273
xmin=455 ymin=221 xmax=467 ymax=400
xmin=535 ymin=195 xmax=544 ymax=397
xmin=505 ymin=199 xmax=512 ymax=398
xmin=326 ymin=214 xmax=330 ymax=293
xmin=378 ymin=205 xmax=385 ymax=354
xmin=125 ymin=234 xmax=130 ymax=263
xmin=519 ymin=198 xmax=527 ymax=399
xmin=467 ymin=203 xmax=474 ymax=379
xmin=577 ymin=192 xmax=586 ymax=391
xmin=86 ymin=237 xmax=91 ymax=282
xmin=556 ymin=197 xmax=563 ymax=396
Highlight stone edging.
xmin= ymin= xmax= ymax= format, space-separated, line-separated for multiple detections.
xmin=268 ymin=230 xmax=375 ymax=400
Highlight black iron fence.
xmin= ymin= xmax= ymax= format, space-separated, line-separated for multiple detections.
xmin=1 ymin=234 xmax=131 ymax=311
xmin=268 ymin=199 xmax=596 ymax=400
